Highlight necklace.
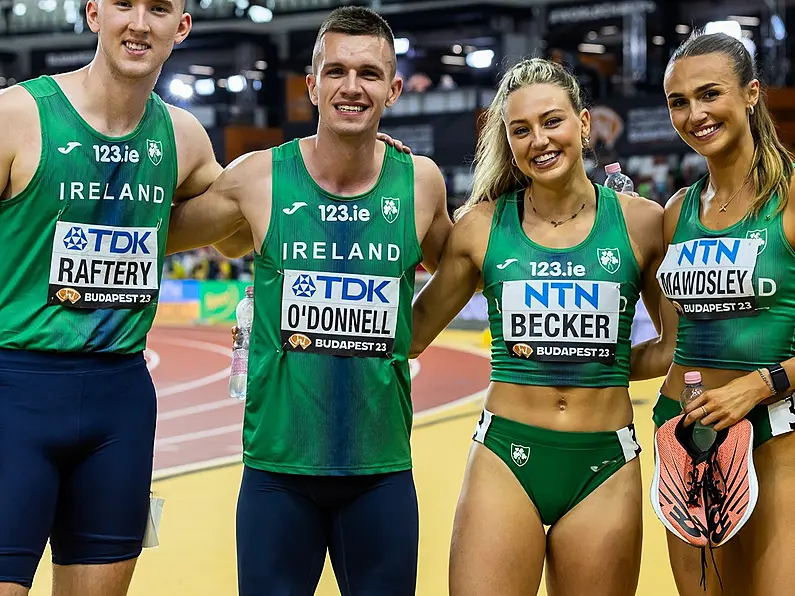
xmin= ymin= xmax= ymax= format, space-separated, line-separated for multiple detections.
xmin=528 ymin=194 xmax=587 ymax=227
xmin=710 ymin=179 xmax=748 ymax=212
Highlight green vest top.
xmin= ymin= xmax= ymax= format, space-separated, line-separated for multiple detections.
xmin=0 ymin=76 xmax=177 ymax=353
xmin=657 ymin=175 xmax=795 ymax=370
xmin=483 ymin=185 xmax=641 ymax=388
xmin=244 ymin=139 xmax=422 ymax=475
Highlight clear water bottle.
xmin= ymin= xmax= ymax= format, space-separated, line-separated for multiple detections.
xmin=604 ymin=162 xmax=635 ymax=194
xmin=229 ymin=286 xmax=254 ymax=400
xmin=680 ymin=371 xmax=717 ymax=452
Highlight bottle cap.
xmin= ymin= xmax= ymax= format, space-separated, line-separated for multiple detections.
xmin=245 ymin=285 xmax=254 ymax=298
xmin=684 ymin=371 xmax=702 ymax=385
xmin=605 ymin=162 xmax=622 ymax=175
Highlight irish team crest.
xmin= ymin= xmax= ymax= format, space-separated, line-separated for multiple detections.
xmin=746 ymin=229 xmax=768 ymax=254
xmin=510 ymin=443 xmax=530 ymax=467
xmin=147 ymin=139 xmax=163 ymax=166
xmin=597 ymin=248 xmax=621 ymax=274
xmin=381 ymin=197 xmax=400 ymax=223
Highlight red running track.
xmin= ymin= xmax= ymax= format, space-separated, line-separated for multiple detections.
xmin=148 ymin=327 xmax=491 ymax=475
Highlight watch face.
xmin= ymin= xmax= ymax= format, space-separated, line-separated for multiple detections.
xmin=771 ymin=366 xmax=790 ymax=393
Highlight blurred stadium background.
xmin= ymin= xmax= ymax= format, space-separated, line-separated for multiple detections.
xmin=5 ymin=0 xmax=794 ymax=594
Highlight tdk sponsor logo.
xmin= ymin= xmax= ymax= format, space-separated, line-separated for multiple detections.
xmin=62 ymin=226 xmax=152 ymax=255
xmin=63 ymin=227 xmax=88 ymax=251
xmin=677 ymin=239 xmax=740 ymax=266
xmin=292 ymin=274 xmax=316 ymax=298
xmin=525 ymin=281 xmax=600 ymax=310
xmin=292 ymin=274 xmax=393 ymax=304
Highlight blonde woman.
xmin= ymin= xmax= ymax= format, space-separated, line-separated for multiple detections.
xmin=411 ymin=58 xmax=668 ymax=596
xmin=651 ymin=31 xmax=795 ymax=596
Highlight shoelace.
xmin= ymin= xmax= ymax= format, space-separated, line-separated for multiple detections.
xmin=686 ymin=459 xmax=703 ymax=507
xmin=698 ymin=455 xmax=724 ymax=592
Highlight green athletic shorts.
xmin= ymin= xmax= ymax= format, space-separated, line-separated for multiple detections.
xmin=473 ymin=410 xmax=642 ymax=526
xmin=652 ymin=393 xmax=795 ymax=449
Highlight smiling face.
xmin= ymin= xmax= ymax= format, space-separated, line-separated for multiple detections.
xmin=503 ymin=83 xmax=590 ymax=186
xmin=307 ymin=32 xmax=402 ymax=138
xmin=87 ymin=0 xmax=191 ymax=81
xmin=664 ymin=53 xmax=759 ymax=158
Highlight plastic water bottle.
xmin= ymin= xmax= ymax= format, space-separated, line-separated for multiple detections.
xmin=604 ymin=162 xmax=635 ymax=194
xmin=680 ymin=371 xmax=717 ymax=452
xmin=229 ymin=286 xmax=254 ymax=400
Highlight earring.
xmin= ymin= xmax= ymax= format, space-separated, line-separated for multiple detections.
xmin=512 ymin=157 xmax=518 ymax=167
xmin=582 ymin=136 xmax=590 ymax=146
xmin=749 ymin=105 xmax=755 ymax=115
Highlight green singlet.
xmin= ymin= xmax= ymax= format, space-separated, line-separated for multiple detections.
xmin=482 ymin=184 xmax=641 ymax=387
xmin=657 ymin=174 xmax=795 ymax=370
xmin=244 ymin=139 xmax=422 ymax=475
xmin=0 ymin=76 xmax=177 ymax=354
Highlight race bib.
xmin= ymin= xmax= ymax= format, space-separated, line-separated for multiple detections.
xmin=502 ymin=280 xmax=621 ymax=364
xmin=656 ymin=237 xmax=763 ymax=320
xmin=48 ymin=221 xmax=159 ymax=309
xmin=281 ymin=270 xmax=400 ymax=358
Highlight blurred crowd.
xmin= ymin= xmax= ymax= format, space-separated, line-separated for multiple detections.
xmin=164 ymin=248 xmax=254 ymax=281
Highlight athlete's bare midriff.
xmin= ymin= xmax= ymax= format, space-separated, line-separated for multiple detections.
xmin=483 ymin=381 xmax=634 ymax=433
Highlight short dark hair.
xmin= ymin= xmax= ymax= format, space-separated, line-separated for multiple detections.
xmin=312 ymin=6 xmax=396 ymax=76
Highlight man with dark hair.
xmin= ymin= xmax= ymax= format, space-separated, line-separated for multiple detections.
xmin=167 ymin=6 xmax=451 ymax=595
xmin=313 ymin=5 xmax=398 ymax=75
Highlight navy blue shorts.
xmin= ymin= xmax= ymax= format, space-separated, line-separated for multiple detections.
xmin=236 ymin=466 xmax=419 ymax=596
xmin=0 ymin=349 xmax=156 ymax=588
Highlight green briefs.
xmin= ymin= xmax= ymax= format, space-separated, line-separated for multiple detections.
xmin=473 ymin=410 xmax=642 ymax=526
xmin=653 ymin=393 xmax=795 ymax=449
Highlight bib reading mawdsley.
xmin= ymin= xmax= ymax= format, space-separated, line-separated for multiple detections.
xmin=281 ymin=269 xmax=400 ymax=358
xmin=48 ymin=221 xmax=158 ymax=309
xmin=502 ymin=279 xmax=622 ymax=364
xmin=656 ymin=237 xmax=767 ymax=320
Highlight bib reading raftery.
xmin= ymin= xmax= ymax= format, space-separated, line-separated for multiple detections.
xmin=48 ymin=221 xmax=159 ymax=309
xmin=281 ymin=269 xmax=399 ymax=357
xmin=657 ymin=237 xmax=763 ymax=320
xmin=502 ymin=279 xmax=621 ymax=364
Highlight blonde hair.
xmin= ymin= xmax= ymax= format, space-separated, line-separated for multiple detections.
xmin=668 ymin=32 xmax=793 ymax=216
xmin=455 ymin=58 xmax=585 ymax=221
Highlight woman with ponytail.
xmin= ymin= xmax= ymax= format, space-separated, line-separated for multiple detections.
xmin=411 ymin=58 xmax=666 ymax=595
xmin=650 ymin=31 xmax=795 ymax=595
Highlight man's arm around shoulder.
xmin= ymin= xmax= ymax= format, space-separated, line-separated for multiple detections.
xmin=167 ymin=149 xmax=272 ymax=255
xmin=413 ymin=155 xmax=452 ymax=274
xmin=167 ymin=105 xmax=260 ymax=257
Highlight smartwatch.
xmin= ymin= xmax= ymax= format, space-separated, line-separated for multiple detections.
xmin=768 ymin=364 xmax=791 ymax=394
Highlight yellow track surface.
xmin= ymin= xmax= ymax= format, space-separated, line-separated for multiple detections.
xmin=29 ymin=330 xmax=678 ymax=595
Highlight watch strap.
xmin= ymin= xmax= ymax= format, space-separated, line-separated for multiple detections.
xmin=768 ymin=364 xmax=791 ymax=394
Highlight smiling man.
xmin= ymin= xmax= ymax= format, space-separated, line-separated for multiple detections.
xmin=166 ymin=7 xmax=451 ymax=595
xmin=0 ymin=0 xmax=233 ymax=594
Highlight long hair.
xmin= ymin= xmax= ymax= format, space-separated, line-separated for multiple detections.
xmin=455 ymin=58 xmax=585 ymax=221
xmin=667 ymin=32 xmax=793 ymax=216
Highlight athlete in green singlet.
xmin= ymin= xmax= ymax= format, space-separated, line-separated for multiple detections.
xmin=647 ymin=32 xmax=795 ymax=596
xmin=166 ymin=7 xmax=451 ymax=595
xmin=0 ymin=1 xmax=255 ymax=594
xmin=410 ymin=59 xmax=666 ymax=596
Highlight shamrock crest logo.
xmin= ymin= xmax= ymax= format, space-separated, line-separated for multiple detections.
xmin=597 ymin=248 xmax=621 ymax=274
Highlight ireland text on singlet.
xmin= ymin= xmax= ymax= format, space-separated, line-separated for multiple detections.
xmin=483 ymin=185 xmax=641 ymax=388
xmin=244 ymin=139 xmax=422 ymax=475
xmin=0 ymin=76 xmax=177 ymax=353
xmin=657 ymin=175 xmax=795 ymax=370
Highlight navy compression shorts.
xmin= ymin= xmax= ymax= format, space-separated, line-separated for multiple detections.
xmin=0 ymin=349 xmax=156 ymax=588
xmin=236 ymin=466 xmax=419 ymax=596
